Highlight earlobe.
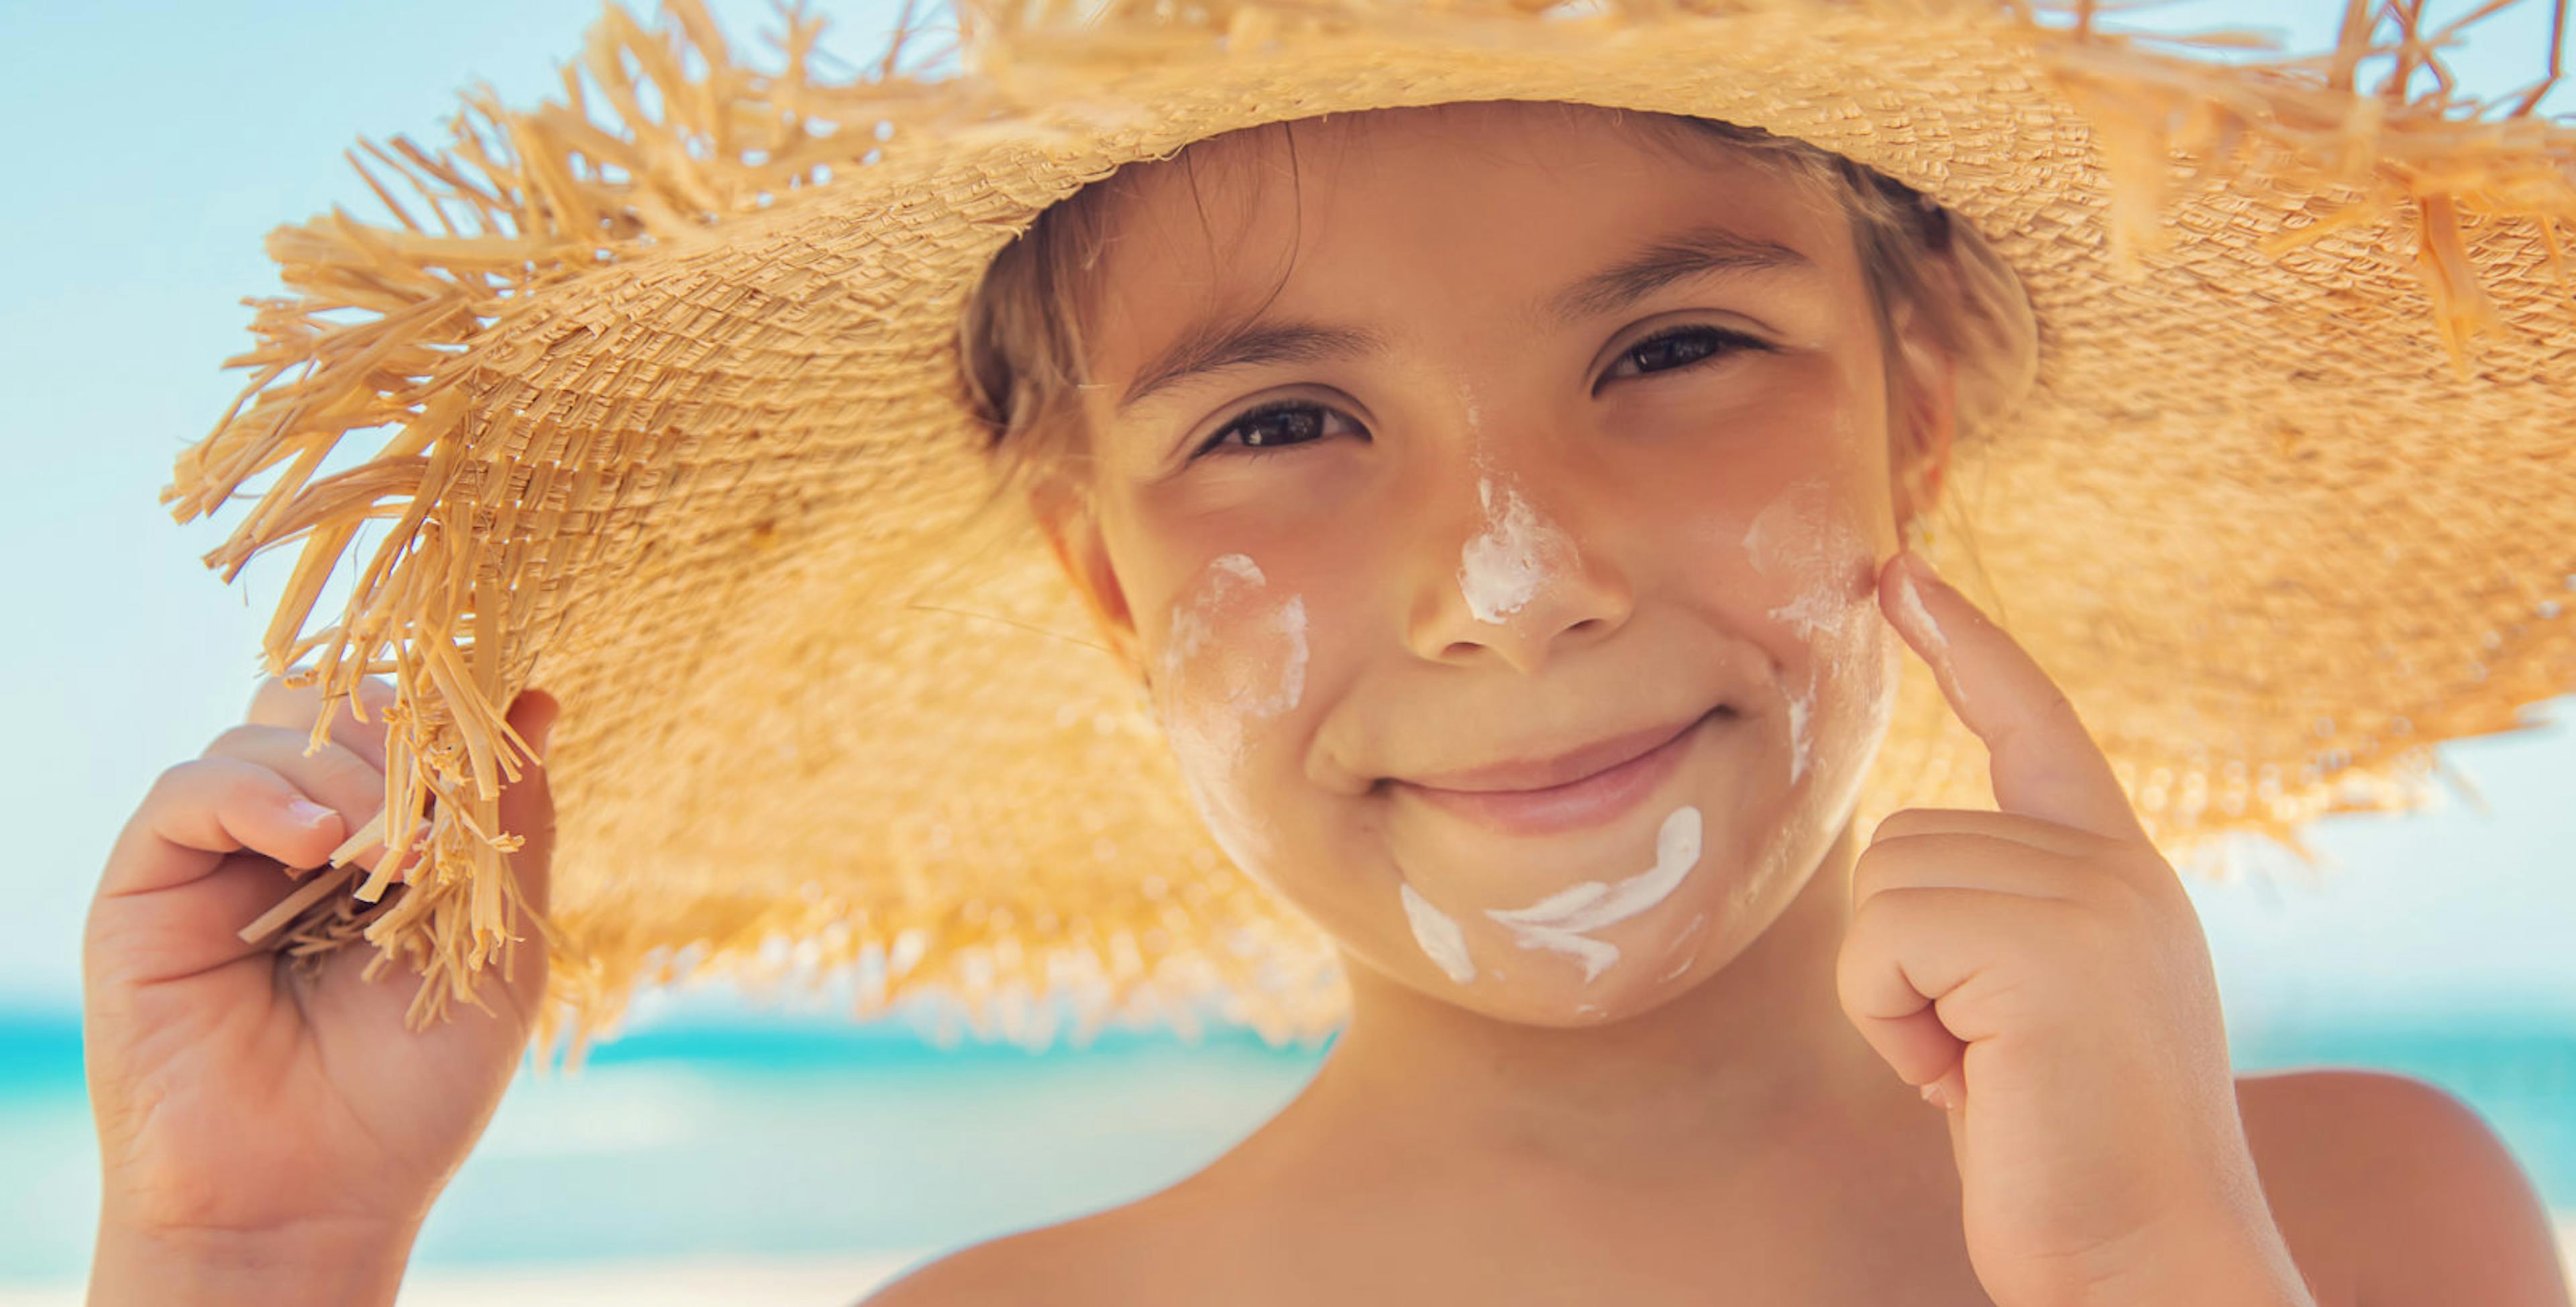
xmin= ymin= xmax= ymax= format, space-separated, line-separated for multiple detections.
xmin=1029 ymin=481 xmax=1146 ymax=680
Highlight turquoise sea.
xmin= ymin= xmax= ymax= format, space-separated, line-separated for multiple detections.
xmin=3 ymin=1002 xmax=2570 ymax=1292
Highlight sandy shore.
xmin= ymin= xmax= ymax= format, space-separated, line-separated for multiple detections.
xmin=5 ymin=1223 xmax=2569 ymax=1304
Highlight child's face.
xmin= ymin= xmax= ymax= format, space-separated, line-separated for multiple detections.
xmin=1045 ymin=101 xmax=1938 ymax=1025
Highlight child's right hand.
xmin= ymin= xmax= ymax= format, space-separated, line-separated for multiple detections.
xmin=83 ymin=673 xmax=559 ymax=1285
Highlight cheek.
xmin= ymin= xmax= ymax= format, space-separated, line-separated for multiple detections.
xmin=1161 ymin=555 xmax=1309 ymax=718
xmin=1150 ymin=553 xmax=1311 ymax=878
xmin=1741 ymin=475 xmax=1900 ymax=799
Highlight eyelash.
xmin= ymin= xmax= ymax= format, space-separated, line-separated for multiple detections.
xmin=1189 ymin=325 xmax=1776 ymax=463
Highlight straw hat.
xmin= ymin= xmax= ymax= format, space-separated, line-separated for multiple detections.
xmin=166 ymin=0 xmax=2576 ymax=1070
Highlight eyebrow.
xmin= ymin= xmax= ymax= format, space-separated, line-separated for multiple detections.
xmin=1114 ymin=224 xmax=1817 ymax=418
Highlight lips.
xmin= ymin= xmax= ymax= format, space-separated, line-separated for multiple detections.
xmin=1399 ymin=709 xmax=1720 ymax=793
xmin=1392 ymin=708 xmax=1723 ymax=838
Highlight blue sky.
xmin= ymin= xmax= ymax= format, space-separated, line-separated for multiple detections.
xmin=0 ymin=0 xmax=2567 ymax=1031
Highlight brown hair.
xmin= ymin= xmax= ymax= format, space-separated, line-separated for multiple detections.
xmin=952 ymin=101 xmax=2038 ymax=561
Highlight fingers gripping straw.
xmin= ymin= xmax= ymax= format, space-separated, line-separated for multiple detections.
xmin=1153 ymin=553 xmax=1309 ymax=883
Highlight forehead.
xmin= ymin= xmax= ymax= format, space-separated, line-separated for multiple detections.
xmin=1079 ymin=101 xmax=1859 ymax=382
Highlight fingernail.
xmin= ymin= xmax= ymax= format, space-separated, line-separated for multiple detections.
xmin=285 ymin=797 xmax=337 ymax=828
xmin=1893 ymin=567 xmax=1947 ymax=652
xmin=1920 ymin=1081 xmax=1957 ymax=1111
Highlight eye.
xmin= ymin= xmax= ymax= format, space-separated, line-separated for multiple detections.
xmin=1184 ymin=325 xmax=1774 ymax=463
xmin=1601 ymin=324 xmax=1775 ymax=384
xmin=1191 ymin=397 xmax=1362 ymax=462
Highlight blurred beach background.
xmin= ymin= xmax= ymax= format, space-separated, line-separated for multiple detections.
xmin=0 ymin=0 xmax=2570 ymax=1301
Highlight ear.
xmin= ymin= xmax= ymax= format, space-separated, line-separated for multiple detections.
xmin=1886 ymin=300 xmax=1958 ymax=533
xmin=1028 ymin=477 xmax=1147 ymax=681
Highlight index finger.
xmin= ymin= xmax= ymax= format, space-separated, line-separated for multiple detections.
xmin=1877 ymin=548 xmax=2145 ymax=843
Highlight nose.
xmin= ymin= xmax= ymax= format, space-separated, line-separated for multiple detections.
xmin=1405 ymin=451 xmax=1635 ymax=675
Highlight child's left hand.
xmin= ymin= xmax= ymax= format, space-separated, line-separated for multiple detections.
xmin=1840 ymin=548 xmax=2315 ymax=1307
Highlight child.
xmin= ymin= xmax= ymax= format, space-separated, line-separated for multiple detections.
xmin=83 ymin=3 xmax=2576 ymax=1304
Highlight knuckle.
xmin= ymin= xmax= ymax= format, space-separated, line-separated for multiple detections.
xmin=1847 ymin=842 xmax=1886 ymax=902
xmin=1870 ymin=807 xmax=1939 ymax=842
xmin=1846 ymin=867 xmax=1907 ymax=924
xmin=140 ymin=760 xmax=197 ymax=810
xmin=331 ymin=680 xmax=398 ymax=734
xmin=311 ymin=746 xmax=389 ymax=803
xmin=148 ymin=754 xmax=227 ymax=800
xmin=1849 ymin=830 xmax=1925 ymax=901
xmin=2087 ymin=854 xmax=2170 ymax=918
xmin=2053 ymin=899 xmax=2121 ymax=955
xmin=246 ymin=672 xmax=307 ymax=718
xmin=201 ymin=722 xmax=281 ymax=760
xmin=151 ymin=754 xmax=266 ymax=811
xmin=2038 ymin=688 xmax=2086 ymax=732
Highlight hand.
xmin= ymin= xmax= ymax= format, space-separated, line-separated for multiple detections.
xmin=1837 ymin=549 xmax=2312 ymax=1307
xmin=83 ymin=675 xmax=558 ymax=1267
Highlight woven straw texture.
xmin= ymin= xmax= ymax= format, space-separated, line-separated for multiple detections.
xmin=164 ymin=0 xmax=2576 ymax=1068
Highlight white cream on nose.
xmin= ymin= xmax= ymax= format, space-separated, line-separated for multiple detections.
xmin=1458 ymin=477 xmax=1578 ymax=625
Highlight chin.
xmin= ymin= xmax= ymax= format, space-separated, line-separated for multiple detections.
xmin=1419 ymin=932 xmax=1717 ymax=1027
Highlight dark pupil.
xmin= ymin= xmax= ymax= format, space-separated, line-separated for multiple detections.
xmin=1630 ymin=331 xmax=1718 ymax=372
xmin=1240 ymin=407 xmax=1324 ymax=447
xmin=1226 ymin=327 xmax=1723 ymax=453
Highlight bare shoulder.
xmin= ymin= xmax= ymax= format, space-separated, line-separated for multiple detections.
xmin=2236 ymin=1068 xmax=2571 ymax=1307
xmin=857 ymin=1185 xmax=1244 ymax=1307
xmin=855 ymin=1214 xmax=1138 ymax=1307
xmin=856 ymin=1222 xmax=1104 ymax=1306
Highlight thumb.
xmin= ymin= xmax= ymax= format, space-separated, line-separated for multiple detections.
xmin=496 ymin=689 xmax=559 ymax=919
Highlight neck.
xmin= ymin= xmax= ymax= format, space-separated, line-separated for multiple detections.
xmin=1284 ymin=817 xmax=1921 ymax=1184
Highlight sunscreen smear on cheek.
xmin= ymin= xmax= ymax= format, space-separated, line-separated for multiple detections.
xmin=1784 ymin=681 xmax=1814 ymax=785
xmin=1743 ymin=477 xmax=1886 ymax=793
xmin=1154 ymin=553 xmax=1310 ymax=877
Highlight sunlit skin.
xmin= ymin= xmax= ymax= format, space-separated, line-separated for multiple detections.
xmin=1026 ymin=100 xmax=1984 ymax=1298
xmin=1010 ymin=101 xmax=2341 ymax=1305
xmin=72 ymin=97 xmax=2567 ymax=1307
xmin=1053 ymin=102 xmax=1923 ymax=1035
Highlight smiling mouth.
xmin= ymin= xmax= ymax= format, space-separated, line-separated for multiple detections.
xmin=1385 ymin=706 xmax=1736 ymax=838
xmin=1396 ymin=705 xmax=1734 ymax=793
